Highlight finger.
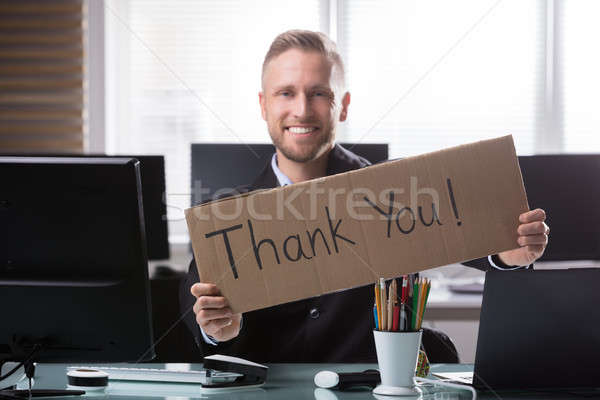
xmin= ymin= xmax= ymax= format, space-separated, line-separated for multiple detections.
xmin=193 ymin=296 xmax=228 ymax=314
xmin=517 ymin=234 xmax=548 ymax=247
xmin=197 ymin=307 xmax=232 ymax=322
xmin=518 ymin=221 xmax=549 ymax=236
xmin=200 ymin=317 xmax=233 ymax=335
xmin=190 ymin=283 xmax=221 ymax=298
xmin=519 ymin=208 xmax=546 ymax=223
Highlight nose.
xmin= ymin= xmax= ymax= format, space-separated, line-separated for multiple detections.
xmin=292 ymin=93 xmax=311 ymax=119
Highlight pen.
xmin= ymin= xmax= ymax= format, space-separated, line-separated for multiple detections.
xmin=394 ymin=279 xmax=399 ymax=330
xmin=399 ymin=303 xmax=406 ymax=331
xmin=393 ymin=303 xmax=400 ymax=331
xmin=400 ymin=275 xmax=407 ymax=331
xmin=406 ymin=275 xmax=413 ymax=331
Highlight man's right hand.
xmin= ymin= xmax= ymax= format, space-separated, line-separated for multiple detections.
xmin=191 ymin=283 xmax=242 ymax=342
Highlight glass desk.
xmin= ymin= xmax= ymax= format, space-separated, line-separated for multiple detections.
xmin=20 ymin=363 xmax=596 ymax=400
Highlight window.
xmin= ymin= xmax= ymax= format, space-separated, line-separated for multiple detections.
xmin=105 ymin=0 xmax=325 ymax=240
xmin=557 ymin=0 xmax=600 ymax=152
xmin=339 ymin=0 xmax=544 ymax=156
xmin=102 ymin=0 xmax=600 ymax=243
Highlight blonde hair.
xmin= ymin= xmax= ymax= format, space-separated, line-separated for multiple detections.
xmin=261 ymin=30 xmax=345 ymax=91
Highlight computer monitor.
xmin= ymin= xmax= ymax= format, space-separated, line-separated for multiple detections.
xmin=0 ymin=157 xmax=155 ymax=365
xmin=518 ymin=154 xmax=600 ymax=261
xmin=0 ymin=154 xmax=169 ymax=260
xmin=190 ymin=143 xmax=388 ymax=205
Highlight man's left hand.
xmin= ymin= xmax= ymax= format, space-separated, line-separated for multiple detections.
xmin=497 ymin=208 xmax=549 ymax=267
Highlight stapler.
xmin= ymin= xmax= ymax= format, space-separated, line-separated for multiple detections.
xmin=201 ymin=355 xmax=268 ymax=392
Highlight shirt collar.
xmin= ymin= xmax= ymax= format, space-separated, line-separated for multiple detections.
xmin=271 ymin=153 xmax=293 ymax=186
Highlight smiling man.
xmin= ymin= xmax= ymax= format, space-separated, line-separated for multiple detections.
xmin=180 ymin=30 xmax=550 ymax=363
xmin=259 ymin=45 xmax=349 ymax=182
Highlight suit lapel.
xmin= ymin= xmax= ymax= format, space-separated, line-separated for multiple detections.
xmin=250 ymin=161 xmax=279 ymax=190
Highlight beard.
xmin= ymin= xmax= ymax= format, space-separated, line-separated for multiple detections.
xmin=269 ymin=124 xmax=334 ymax=163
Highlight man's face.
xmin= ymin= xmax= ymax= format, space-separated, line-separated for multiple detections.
xmin=259 ymin=49 xmax=350 ymax=163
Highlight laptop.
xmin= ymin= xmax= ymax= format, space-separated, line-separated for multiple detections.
xmin=434 ymin=268 xmax=600 ymax=391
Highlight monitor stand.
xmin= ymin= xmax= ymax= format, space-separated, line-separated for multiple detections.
xmin=1 ymin=342 xmax=85 ymax=399
xmin=1 ymin=361 xmax=85 ymax=399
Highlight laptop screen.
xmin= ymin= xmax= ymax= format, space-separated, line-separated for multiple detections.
xmin=473 ymin=268 xmax=600 ymax=390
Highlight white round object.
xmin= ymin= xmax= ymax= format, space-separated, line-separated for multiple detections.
xmin=66 ymin=369 xmax=109 ymax=391
xmin=314 ymin=370 xmax=339 ymax=389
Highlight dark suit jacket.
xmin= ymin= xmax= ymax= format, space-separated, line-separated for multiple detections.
xmin=180 ymin=144 xmax=504 ymax=363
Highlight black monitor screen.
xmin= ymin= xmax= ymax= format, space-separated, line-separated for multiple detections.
xmin=519 ymin=154 xmax=600 ymax=261
xmin=0 ymin=157 xmax=154 ymax=362
xmin=0 ymin=154 xmax=169 ymax=260
xmin=190 ymin=143 xmax=388 ymax=205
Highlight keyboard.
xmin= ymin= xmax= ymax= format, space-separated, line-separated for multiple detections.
xmin=67 ymin=366 xmax=241 ymax=384
xmin=431 ymin=371 xmax=474 ymax=384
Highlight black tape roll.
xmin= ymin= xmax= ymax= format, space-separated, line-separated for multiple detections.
xmin=67 ymin=369 xmax=109 ymax=388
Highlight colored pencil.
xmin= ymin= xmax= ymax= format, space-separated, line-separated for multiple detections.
xmin=380 ymin=278 xmax=387 ymax=331
xmin=412 ymin=280 xmax=419 ymax=331
xmin=375 ymin=283 xmax=381 ymax=331
xmin=389 ymin=279 xmax=394 ymax=330
xmin=373 ymin=303 xmax=379 ymax=330
xmin=418 ymin=279 xmax=432 ymax=330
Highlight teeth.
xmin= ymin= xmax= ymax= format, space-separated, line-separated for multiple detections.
xmin=287 ymin=127 xmax=316 ymax=134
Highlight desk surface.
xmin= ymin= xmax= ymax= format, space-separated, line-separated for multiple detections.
xmin=24 ymin=363 xmax=592 ymax=400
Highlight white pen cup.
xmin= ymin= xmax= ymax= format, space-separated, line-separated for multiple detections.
xmin=373 ymin=329 xmax=422 ymax=396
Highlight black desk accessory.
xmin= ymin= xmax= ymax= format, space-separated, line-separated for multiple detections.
xmin=201 ymin=355 xmax=268 ymax=391
xmin=314 ymin=369 xmax=380 ymax=390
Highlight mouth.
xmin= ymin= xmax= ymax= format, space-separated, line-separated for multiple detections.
xmin=284 ymin=126 xmax=320 ymax=136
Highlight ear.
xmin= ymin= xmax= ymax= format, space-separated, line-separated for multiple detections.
xmin=259 ymin=91 xmax=267 ymax=121
xmin=339 ymin=92 xmax=350 ymax=122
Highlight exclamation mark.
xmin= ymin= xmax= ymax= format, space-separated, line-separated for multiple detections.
xmin=446 ymin=178 xmax=462 ymax=226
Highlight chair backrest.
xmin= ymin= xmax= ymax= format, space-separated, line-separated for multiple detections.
xmin=518 ymin=154 xmax=600 ymax=261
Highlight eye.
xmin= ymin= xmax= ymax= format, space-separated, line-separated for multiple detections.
xmin=279 ymin=91 xmax=292 ymax=97
xmin=312 ymin=90 xmax=332 ymax=99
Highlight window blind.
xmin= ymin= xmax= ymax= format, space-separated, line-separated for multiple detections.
xmin=105 ymin=0 xmax=557 ymax=242
xmin=0 ymin=0 xmax=86 ymax=152
xmin=105 ymin=0 xmax=325 ymax=240
xmin=556 ymin=0 xmax=600 ymax=152
xmin=337 ymin=0 xmax=545 ymax=158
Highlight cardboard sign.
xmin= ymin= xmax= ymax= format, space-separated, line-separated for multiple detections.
xmin=185 ymin=135 xmax=529 ymax=314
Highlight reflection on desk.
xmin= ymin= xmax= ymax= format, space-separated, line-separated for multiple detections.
xmin=30 ymin=363 xmax=594 ymax=400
